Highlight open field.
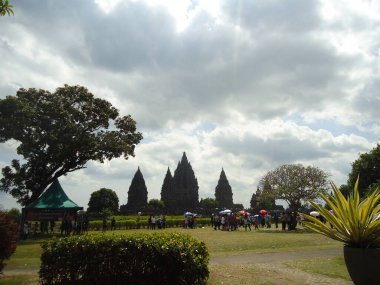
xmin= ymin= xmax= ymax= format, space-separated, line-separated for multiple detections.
xmin=0 ymin=227 xmax=352 ymax=285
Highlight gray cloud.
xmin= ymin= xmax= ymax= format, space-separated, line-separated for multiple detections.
xmin=0 ymin=0 xmax=379 ymax=209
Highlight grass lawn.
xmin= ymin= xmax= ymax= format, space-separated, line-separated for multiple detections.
xmin=0 ymin=227 xmax=350 ymax=285
xmin=284 ymin=256 xmax=350 ymax=281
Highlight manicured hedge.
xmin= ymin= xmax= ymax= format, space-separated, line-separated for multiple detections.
xmin=87 ymin=217 xmax=211 ymax=231
xmin=40 ymin=233 xmax=209 ymax=285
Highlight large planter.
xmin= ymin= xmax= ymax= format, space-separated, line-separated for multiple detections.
xmin=343 ymin=246 xmax=380 ymax=285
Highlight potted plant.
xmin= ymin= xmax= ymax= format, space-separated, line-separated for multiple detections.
xmin=303 ymin=179 xmax=380 ymax=285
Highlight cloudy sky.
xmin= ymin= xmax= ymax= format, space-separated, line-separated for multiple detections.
xmin=0 ymin=0 xmax=379 ymax=210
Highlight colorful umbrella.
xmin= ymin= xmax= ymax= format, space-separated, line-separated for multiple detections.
xmin=259 ymin=209 xmax=267 ymax=215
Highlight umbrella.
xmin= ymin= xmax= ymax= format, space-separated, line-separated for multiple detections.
xmin=259 ymin=209 xmax=267 ymax=215
xmin=184 ymin=212 xmax=193 ymax=216
xmin=310 ymin=211 xmax=320 ymax=217
xmin=329 ymin=210 xmax=335 ymax=214
xmin=239 ymin=210 xmax=247 ymax=215
xmin=253 ymin=214 xmax=259 ymax=218
xmin=219 ymin=209 xmax=232 ymax=215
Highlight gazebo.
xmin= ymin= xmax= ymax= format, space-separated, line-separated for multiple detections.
xmin=22 ymin=179 xmax=83 ymax=222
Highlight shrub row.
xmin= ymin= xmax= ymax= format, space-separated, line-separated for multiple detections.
xmin=88 ymin=217 xmax=211 ymax=231
xmin=40 ymin=233 xmax=209 ymax=285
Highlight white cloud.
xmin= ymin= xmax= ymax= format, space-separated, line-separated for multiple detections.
xmin=0 ymin=0 xmax=379 ymax=210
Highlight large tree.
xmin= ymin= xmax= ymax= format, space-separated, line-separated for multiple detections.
xmin=87 ymin=188 xmax=119 ymax=214
xmin=259 ymin=164 xmax=329 ymax=211
xmin=0 ymin=85 xmax=142 ymax=205
xmin=345 ymin=144 xmax=380 ymax=196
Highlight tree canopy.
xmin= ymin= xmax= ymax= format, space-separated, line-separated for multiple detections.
xmin=199 ymin=197 xmax=218 ymax=214
xmin=87 ymin=188 xmax=119 ymax=214
xmin=259 ymin=164 xmax=329 ymax=211
xmin=346 ymin=144 xmax=380 ymax=196
xmin=0 ymin=0 xmax=13 ymax=16
xmin=0 ymin=85 xmax=142 ymax=205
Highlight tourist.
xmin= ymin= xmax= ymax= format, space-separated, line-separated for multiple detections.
xmin=221 ymin=215 xmax=226 ymax=231
xmin=243 ymin=214 xmax=251 ymax=231
xmin=111 ymin=217 xmax=116 ymax=231
xmin=213 ymin=214 xmax=220 ymax=230
xmin=162 ymin=215 xmax=166 ymax=229
xmin=265 ymin=212 xmax=272 ymax=228
xmin=273 ymin=210 xmax=279 ymax=229
xmin=281 ymin=212 xmax=287 ymax=231
xmin=22 ymin=222 xmax=29 ymax=239
xmin=231 ymin=213 xmax=237 ymax=231
xmin=260 ymin=214 xmax=266 ymax=228
xmin=102 ymin=217 xmax=107 ymax=232
xmin=252 ymin=215 xmax=259 ymax=230
xmin=150 ymin=215 xmax=156 ymax=230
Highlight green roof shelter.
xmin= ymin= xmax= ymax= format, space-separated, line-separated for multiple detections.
xmin=23 ymin=179 xmax=83 ymax=221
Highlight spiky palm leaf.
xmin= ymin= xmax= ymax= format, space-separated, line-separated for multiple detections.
xmin=304 ymin=178 xmax=380 ymax=248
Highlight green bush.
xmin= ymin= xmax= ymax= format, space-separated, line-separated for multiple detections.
xmin=0 ymin=212 xmax=19 ymax=273
xmin=40 ymin=233 xmax=209 ymax=285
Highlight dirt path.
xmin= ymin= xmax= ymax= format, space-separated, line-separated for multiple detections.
xmin=210 ymin=248 xmax=353 ymax=285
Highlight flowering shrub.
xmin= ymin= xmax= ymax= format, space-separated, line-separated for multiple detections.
xmin=40 ymin=232 xmax=209 ymax=285
xmin=0 ymin=212 xmax=19 ymax=273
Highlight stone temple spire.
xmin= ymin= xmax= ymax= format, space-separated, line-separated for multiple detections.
xmin=162 ymin=152 xmax=199 ymax=213
xmin=161 ymin=167 xmax=173 ymax=208
xmin=215 ymin=168 xmax=233 ymax=209
xmin=126 ymin=167 xmax=148 ymax=211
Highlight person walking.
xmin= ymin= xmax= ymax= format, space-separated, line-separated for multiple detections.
xmin=243 ymin=214 xmax=251 ymax=231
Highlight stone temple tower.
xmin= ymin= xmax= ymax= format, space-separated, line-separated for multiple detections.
xmin=125 ymin=167 xmax=148 ymax=212
xmin=161 ymin=152 xmax=199 ymax=213
xmin=215 ymin=168 xmax=233 ymax=209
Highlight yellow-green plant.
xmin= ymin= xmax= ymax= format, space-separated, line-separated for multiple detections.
xmin=304 ymin=179 xmax=380 ymax=248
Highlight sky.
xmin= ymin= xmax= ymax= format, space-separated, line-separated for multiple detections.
xmin=0 ymin=0 xmax=379 ymax=211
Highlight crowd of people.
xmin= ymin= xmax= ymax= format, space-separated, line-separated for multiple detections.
xmin=147 ymin=215 xmax=166 ymax=230
xmin=22 ymin=213 xmax=89 ymax=239
xmin=211 ymin=211 xmax=302 ymax=231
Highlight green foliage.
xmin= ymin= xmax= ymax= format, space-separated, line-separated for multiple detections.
xmin=87 ymin=188 xmax=119 ymax=214
xmin=0 ymin=0 xmax=13 ymax=16
xmin=0 ymin=85 xmax=142 ymax=205
xmin=147 ymin=198 xmax=164 ymax=210
xmin=251 ymin=185 xmax=276 ymax=212
xmin=260 ymin=164 xmax=329 ymax=211
xmin=40 ymin=233 xmax=209 ymax=285
xmin=4 ymin=208 xmax=21 ymax=224
xmin=0 ymin=212 xmax=19 ymax=273
xmin=304 ymin=179 xmax=380 ymax=248
xmin=199 ymin=198 xmax=218 ymax=214
xmin=346 ymin=143 xmax=380 ymax=197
